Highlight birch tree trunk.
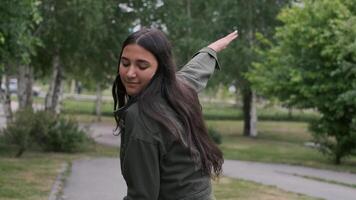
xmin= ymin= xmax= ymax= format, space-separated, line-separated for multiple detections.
xmin=70 ymin=79 xmax=76 ymax=95
xmin=1 ymin=69 xmax=13 ymax=123
xmin=250 ymin=91 xmax=258 ymax=137
xmin=45 ymin=53 xmax=64 ymax=114
xmin=95 ymin=83 xmax=102 ymax=122
xmin=17 ymin=65 xmax=33 ymax=110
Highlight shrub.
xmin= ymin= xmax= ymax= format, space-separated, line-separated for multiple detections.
xmin=2 ymin=109 xmax=90 ymax=157
xmin=208 ymin=127 xmax=222 ymax=144
xmin=2 ymin=109 xmax=36 ymax=157
xmin=310 ymin=116 xmax=356 ymax=164
xmin=38 ymin=118 xmax=90 ymax=152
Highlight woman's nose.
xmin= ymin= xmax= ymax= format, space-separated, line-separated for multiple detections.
xmin=126 ymin=66 xmax=136 ymax=78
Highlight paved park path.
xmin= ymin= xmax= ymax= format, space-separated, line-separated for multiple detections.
xmin=56 ymin=123 xmax=356 ymax=200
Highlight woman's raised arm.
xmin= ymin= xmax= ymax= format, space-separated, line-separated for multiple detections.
xmin=176 ymin=31 xmax=238 ymax=93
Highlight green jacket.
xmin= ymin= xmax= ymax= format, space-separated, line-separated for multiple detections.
xmin=119 ymin=47 xmax=220 ymax=200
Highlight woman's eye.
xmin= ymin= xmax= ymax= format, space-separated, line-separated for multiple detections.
xmin=137 ymin=62 xmax=150 ymax=69
xmin=121 ymin=60 xmax=130 ymax=67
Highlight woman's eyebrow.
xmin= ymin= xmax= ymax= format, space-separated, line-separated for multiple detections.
xmin=136 ymin=59 xmax=150 ymax=65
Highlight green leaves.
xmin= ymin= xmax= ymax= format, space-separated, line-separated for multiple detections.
xmin=248 ymin=0 xmax=356 ymax=164
xmin=0 ymin=0 xmax=41 ymax=67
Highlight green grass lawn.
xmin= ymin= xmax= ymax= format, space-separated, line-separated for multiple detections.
xmin=207 ymin=120 xmax=356 ymax=173
xmin=213 ymin=177 xmax=319 ymax=200
xmin=64 ymin=114 xmax=356 ymax=173
xmin=59 ymin=98 xmax=318 ymax=122
xmin=0 ymin=142 xmax=319 ymax=200
xmin=2 ymin=98 xmax=354 ymax=199
xmin=203 ymin=104 xmax=318 ymax=121
xmin=0 ymin=143 xmax=118 ymax=200
xmin=0 ymin=145 xmax=318 ymax=200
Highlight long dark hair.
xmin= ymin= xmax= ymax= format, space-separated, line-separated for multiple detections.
xmin=112 ymin=28 xmax=223 ymax=177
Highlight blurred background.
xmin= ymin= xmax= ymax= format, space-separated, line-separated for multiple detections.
xmin=0 ymin=0 xmax=355 ymax=199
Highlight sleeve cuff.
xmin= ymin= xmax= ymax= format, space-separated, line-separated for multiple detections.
xmin=193 ymin=47 xmax=221 ymax=70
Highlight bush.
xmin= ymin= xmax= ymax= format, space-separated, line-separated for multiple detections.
xmin=2 ymin=109 xmax=36 ymax=157
xmin=38 ymin=118 xmax=90 ymax=152
xmin=208 ymin=127 xmax=222 ymax=144
xmin=310 ymin=116 xmax=356 ymax=164
xmin=2 ymin=109 xmax=90 ymax=157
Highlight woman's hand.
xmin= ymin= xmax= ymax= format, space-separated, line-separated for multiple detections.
xmin=208 ymin=30 xmax=238 ymax=53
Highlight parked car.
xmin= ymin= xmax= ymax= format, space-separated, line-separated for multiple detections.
xmin=1 ymin=79 xmax=42 ymax=96
xmin=9 ymin=79 xmax=17 ymax=93
xmin=1 ymin=78 xmax=17 ymax=93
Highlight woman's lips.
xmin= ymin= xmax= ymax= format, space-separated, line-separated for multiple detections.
xmin=125 ymin=82 xmax=139 ymax=87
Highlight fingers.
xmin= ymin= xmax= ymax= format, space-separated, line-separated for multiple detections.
xmin=225 ymin=30 xmax=238 ymax=42
xmin=208 ymin=30 xmax=239 ymax=52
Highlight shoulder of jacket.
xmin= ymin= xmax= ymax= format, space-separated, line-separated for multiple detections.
xmin=124 ymin=102 xmax=163 ymax=144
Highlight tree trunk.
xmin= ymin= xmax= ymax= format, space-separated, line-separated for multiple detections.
xmin=70 ymin=79 xmax=76 ymax=94
xmin=184 ymin=0 xmax=192 ymax=61
xmin=242 ymin=1 xmax=258 ymax=137
xmin=1 ymin=68 xmax=13 ymax=123
xmin=45 ymin=53 xmax=64 ymax=114
xmin=242 ymin=87 xmax=258 ymax=137
xmin=288 ymin=106 xmax=293 ymax=119
xmin=17 ymin=65 xmax=33 ymax=110
xmin=242 ymin=88 xmax=251 ymax=136
xmin=250 ymin=91 xmax=258 ymax=137
xmin=95 ymin=83 xmax=102 ymax=122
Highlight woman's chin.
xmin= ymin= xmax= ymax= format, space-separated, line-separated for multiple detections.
xmin=126 ymin=88 xmax=140 ymax=96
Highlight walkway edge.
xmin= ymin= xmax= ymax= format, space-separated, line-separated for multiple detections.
xmin=48 ymin=162 xmax=69 ymax=200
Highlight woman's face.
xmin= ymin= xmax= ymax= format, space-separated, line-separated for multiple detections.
xmin=119 ymin=44 xmax=158 ymax=96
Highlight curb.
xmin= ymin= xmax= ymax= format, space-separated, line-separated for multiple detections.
xmin=48 ymin=162 xmax=69 ymax=200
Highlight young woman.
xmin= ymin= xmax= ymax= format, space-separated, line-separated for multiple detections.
xmin=112 ymin=28 xmax=237 ymax=200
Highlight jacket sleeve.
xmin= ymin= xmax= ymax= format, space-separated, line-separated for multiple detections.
xmin=176 ymin=47 xmax=220 ymax=93
xmin=123 ymin=137 xmax=160 ymax=200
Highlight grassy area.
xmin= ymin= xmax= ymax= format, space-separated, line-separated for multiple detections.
xmin=2 ymin=98 xmax=354 ymax=198
xmin=0 ymin=141 xmax=319 ymax=200
xmin=207 ymin=120 xmax=356 ymax=173
xmin=67 ymin=114 xmax=356 ymax=173
xmin=63 ymin=114 xmax=356 ymax=173
xmin=203 ymin=104 xmax=318 ymax=122
xmin=59 ymin=98 xmax=318 ymax=122
xmin=0 ymin=143 xmax=118 ymax=200
xmin=0 ymin=144 xmax=318 ymax=200
xmin=213 ymin=177 xmax=319 ymax=200
xmin=62 ymin=98 xmax=113 ymax=116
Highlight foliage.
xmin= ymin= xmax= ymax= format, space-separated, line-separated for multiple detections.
xmin=2 ymin=109 xmax=36 ymax=157
xmin=208 ymin=127 xmax=222 ymax=144
xmin=37 ymin=117 xmax=90 ymax=153
xmin=1 ymin=109 xmax=90 ymax=157
xmin=68 ymin=0 xmax=132 ymax=90
xmin=247 ymin=0 xmax=356 ymax=164
xmin=0 ymin=0 xmax=42 ymax=67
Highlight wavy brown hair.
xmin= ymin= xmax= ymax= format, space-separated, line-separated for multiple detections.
xmin=112 ymin=28 xmax=223 ymax=177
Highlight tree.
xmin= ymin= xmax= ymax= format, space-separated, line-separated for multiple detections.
xmin=137 ymin=1 xmax=290 ymax=137
xmin=69 ymin=0 xmax=132 ymax=121
xmin=0 ymin=0 xmax=42 ymax=120
xmin=31 ymin=0 xmax=85 ymax=114
xmin=208 ymin=0 xmax=292 ymax=137
xmin=160 ymin=0 xmax=217 ymax=66
xmin=248 ymin=0 xmax=356 ymax=164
